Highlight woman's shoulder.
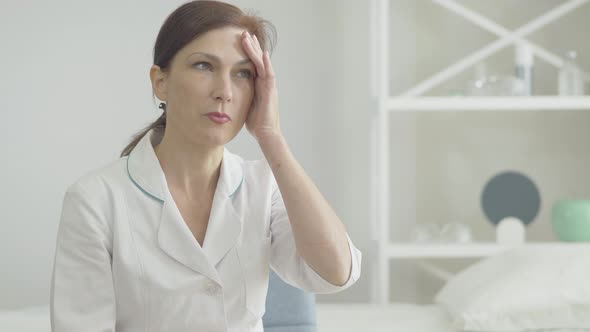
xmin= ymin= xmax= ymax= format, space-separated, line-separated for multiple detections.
xmin=65 ymin=157 xmax=129 ymax=199
xmin=226 ymin=150 xmax=272 ymax=177
xmin=225 ymin=150 xmax=277 ymax=193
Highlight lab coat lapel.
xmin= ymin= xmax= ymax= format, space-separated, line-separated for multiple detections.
xmin=159 ymin=148 xmax=244 ymax=276
xmin=201 ymin=151 xmax=243 ymax=268
xmin=201 ymin=193 xmax=242 ymax=268
xmin=158 ymin=190 xmax=220 ymax=283
xmin=127 ymin=129 xmax=244 ymax=282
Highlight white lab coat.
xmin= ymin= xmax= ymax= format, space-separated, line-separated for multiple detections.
xmin=50 ymin=128 xmax=362 ymax=332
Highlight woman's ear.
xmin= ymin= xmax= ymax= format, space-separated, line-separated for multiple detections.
xmin=150 ymin=65 xmax=168 ymax=101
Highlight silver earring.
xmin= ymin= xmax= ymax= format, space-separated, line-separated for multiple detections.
xmin=158 ymin=102 xmax=166 ymax=111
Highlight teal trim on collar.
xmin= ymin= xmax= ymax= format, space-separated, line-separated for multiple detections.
xmin=228 ymin=176 xmax=244 ymax=197
xmin=220 ymin=148 xmax=245 ymax=198
xmin=126 ymin=157 xmax=164 ymax=203
xmin=126 ymin=128 xmax=245 ymax=201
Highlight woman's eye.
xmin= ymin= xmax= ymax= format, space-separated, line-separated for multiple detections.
xmin=237 ymin=69 xmax=253 ymax=79
xmin=193 ymin=62 xmax=211 ymax=70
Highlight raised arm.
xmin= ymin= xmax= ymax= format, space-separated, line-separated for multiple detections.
xmin=240 ymin=30 xmax=355 ymax=286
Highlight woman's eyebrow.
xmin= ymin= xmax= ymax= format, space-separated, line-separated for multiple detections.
xmin=187 ymin=52 xmax=252 ymax=65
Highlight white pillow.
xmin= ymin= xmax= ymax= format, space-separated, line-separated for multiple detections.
xmin=434 ymin=244 xmax=590 ymax=331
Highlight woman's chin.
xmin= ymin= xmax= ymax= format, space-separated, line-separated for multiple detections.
xmin=200 ymin=132 xmax=232 ymax=147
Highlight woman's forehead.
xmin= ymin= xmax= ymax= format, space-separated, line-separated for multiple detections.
xmin=182 ymin=27 xmax=248 ymax=61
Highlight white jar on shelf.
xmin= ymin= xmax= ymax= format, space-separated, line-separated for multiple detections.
xmin=558 ymin=50 xmax=586 ymax=96
xmin=515 ymin=44 xmax=534 ymax=96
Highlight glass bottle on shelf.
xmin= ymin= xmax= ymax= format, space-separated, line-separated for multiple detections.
xmin=558 ymin=50 xmax=585 ymax=96
xmin=515 ymin=44 xmax=534 ymax=96
xmin=464 ymin=63 xmax=488 ymax=96
xmin=464 ymin=63 xmax=525 ymax=96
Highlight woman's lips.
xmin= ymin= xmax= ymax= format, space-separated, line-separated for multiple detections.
xmin=205 ymin=112 xmax=231 ymax=124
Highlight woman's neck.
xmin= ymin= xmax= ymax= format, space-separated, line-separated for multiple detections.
xmin=153 ymin=129 xmax=223 ymax=201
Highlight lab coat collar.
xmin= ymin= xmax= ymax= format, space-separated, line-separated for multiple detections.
xmin=126 ymin=128 xmax=244 ymax=202
xmin=126 ymin=128 xmax=244 ymax=283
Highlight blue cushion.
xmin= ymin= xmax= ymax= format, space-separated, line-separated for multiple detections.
xmin=262 ymin=270 xmax=317 ymax=332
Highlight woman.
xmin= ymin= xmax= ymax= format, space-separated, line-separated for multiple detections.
xmin=50 ymin=1 xmax=361 ymax=331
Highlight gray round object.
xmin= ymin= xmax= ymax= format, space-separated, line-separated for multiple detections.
xmin=481 ymin=171 xmax=541 ymax=225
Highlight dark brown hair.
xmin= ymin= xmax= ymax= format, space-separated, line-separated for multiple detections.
xmin=120 ymin=0 xmax=276 ymax=157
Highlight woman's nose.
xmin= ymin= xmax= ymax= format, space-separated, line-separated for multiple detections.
xmin=213 ymin=74 xmax=232 ymax=103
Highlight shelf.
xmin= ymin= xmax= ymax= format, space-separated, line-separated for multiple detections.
xmin=387 ymin=96 xmax=590 ymax=112
xmin=369 ymin=0 xmax=590 ymax=304
xmin=387 ymin=243 xmax=516 ymax=259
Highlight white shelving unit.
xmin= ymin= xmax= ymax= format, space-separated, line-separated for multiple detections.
xmin=387 ymin=96 xmax=590 ymax=111
xmin=387 ymin=243 xmax=512 ymax=259
xmin=368 ymin=0 xmax=590 ymax=304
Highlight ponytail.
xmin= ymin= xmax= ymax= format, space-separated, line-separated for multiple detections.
xmin=120 ymin=110 xmax=166 ymax=157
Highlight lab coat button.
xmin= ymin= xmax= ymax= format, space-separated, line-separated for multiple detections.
xmin=204 ymin=280 xmax=220 ymax=296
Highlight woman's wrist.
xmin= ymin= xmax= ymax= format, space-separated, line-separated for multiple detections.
xmin=258 ymin=133 xmax=290 ymax=170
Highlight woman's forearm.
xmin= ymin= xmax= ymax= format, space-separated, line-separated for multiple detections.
xmin=259 ymin=134 xmax=352 ymax=286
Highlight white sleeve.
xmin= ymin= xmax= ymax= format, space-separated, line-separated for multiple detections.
xmin=50 ymin=186 xmax=116 ymax=332
xmin=268 ymin=186 xmax=362 ymax=294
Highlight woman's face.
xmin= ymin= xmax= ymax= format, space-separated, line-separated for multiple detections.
xmin=151 ymin=26 xmax=255 ymax=147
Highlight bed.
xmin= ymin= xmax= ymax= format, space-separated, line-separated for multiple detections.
xmin=317 ymin=303 xmax=590 ymax=332
xmin=317 ymin=244 xmax=590 ymax=332
xmin=3 ymin=244 xmax=590 ymax=331
xmin=317 ymin=303 xmax=453 ymax=332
